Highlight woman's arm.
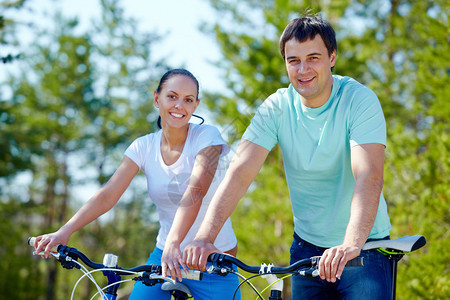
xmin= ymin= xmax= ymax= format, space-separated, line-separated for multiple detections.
xmin=34 ymin=156 xmax=139 ymax=257
xmin=161 ymin=145 xmax=222 ymax=280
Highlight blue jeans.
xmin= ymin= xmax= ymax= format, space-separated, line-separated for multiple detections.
xmin=129 ymin=247 xmax=241 ymax=300
xmin=290 ymin=233 xmax=392 ymax=299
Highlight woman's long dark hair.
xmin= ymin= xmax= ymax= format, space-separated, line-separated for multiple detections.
xmin=155 ymin=69 xmax=203 ymax=128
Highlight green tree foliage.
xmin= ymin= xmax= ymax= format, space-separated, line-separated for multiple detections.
xmin=1 ymin=0 xmax=31 ymax=178
xmin=0 ymin=0 xmax=27 ymax=63
xmin=0 ymin=0 xmax=164 ymax=298
xmin=204 ymin=0 xmax=448 ymax=299
xmin=336 ymin=1 xmax=449 ymax=298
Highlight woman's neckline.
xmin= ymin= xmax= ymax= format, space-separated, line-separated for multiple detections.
xmin=159 ymin=123 xmax=192 ymax=167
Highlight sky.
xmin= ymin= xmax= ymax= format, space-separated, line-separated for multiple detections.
xmin=2 ymin=0 xmax=226 ymax=93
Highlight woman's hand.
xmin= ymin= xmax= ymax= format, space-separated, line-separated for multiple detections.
xmin=34 ymin=228 xmax=71 ymax=258
xmin=161 ymin=242 xmax=187 ymax=282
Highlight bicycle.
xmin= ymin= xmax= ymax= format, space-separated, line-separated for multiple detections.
xmin=29 ymin=234 xmax=426 ymax=300
xmin=206 ymin=235 xmax=426 ymax=300
xmin=28 ymin=237 xmax=201 ymax=300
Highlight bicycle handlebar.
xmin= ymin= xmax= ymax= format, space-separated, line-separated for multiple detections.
xmin=27 ymin=237 xmax=202 ymax=281
xmin=207 ymin=253 xmax=364 ymax=275
xmin=28 ymin=236 xmax=362 ymax=282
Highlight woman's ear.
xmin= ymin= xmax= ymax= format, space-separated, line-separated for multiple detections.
xmin=195 ymin=98 xmax=200 ymax=109
xmin=154 ymin=91 xmax=159 ymax=108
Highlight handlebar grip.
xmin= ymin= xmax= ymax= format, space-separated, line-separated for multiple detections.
xmin=27 ymin=237 xmax=37 ymax=247
xmin=27 ymin=237 xmax=59 ymax=253
xmin=346 ymin=257 xmax=364 ymax=267
xmin=168 ymin=269 xmax=203 ymax=281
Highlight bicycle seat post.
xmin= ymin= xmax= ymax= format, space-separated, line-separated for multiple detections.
xmin=387 ymin=252 xmax=404 ymax=300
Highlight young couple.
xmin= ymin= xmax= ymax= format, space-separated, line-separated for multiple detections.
xmin=34 ymin=13 xmax=392 ymax=300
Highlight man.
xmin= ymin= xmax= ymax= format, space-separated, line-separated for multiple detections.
xmin=184 ymin=14 xmax=392 ymax=299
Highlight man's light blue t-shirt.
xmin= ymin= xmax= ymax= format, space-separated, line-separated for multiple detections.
xmin=242 ymin=75 xmax=392 ymax=248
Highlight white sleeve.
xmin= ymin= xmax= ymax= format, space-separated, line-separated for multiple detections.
xmin=124 ymin=134 xmax=152 ymax=172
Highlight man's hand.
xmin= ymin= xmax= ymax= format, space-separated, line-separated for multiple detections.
xmin=182 ymin=238 xmax=221 ymax=271
xmin=318 ymin=244 xmax=361 ymax=282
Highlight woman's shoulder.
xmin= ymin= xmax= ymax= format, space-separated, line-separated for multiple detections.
xmin=188 ymin=123 xmax=229 ymax=155
xmin=189 ymin=123 xmax=222 ymax=137
xmin=131 ymin=130 xmax=161 ymax=148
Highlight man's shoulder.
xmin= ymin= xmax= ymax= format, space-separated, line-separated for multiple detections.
xmin=274 ymin=84 xmax=296 ymax=98
xmin=333 ymin=75 xmax=378 ymax=107
xmin=261 ymin=85 xmax=297 ymax=108
xmin=334 ymin=75 xmax=376 ymax=95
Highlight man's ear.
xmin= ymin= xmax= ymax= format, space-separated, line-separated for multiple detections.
xmin=154 ymin=91 xmax=159 ymax=108
xmin=330 ymin=50 xmax=337 ymax=68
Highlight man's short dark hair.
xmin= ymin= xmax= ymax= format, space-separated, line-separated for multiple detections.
xmin=279 ymin=14 xmax=337 ymax=61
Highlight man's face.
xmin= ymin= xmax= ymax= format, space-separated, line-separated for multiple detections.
xmin=284 ymin=34 xmax=336 ymax=108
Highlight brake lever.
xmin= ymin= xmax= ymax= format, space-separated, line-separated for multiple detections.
xmin=149 ymin=273 xmax=176 ymax=284
xmin=298 ymin=266 xmax=319 ymax=278
xmin=207 ymin=264 xmax=233 ymax=276
xmin=137 ymin=271 xmax=176 ymax=285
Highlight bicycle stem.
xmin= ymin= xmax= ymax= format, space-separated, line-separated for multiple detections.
xmin=259 ymin=263 xmax=286 ymax=300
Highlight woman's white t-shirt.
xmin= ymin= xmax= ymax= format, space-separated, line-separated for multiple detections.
xmin=124 ymin=123 xmax=237 ymax=252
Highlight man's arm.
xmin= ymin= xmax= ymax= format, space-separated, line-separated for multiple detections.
xmin=183 ymin=140 xmax=269 ymax=270
xmin=318 ymin=143 xmax=385 ymax=282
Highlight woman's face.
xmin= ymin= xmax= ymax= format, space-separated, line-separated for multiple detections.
xmin=154 ymin=75 xmax=199 ymax=129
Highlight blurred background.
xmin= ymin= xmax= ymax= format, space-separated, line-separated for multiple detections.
xmin=1 ymin=0 xmax=448 ymax=299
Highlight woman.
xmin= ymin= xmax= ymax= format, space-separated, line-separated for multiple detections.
xmin=34 ymin=69 xmax=240 ymax=299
